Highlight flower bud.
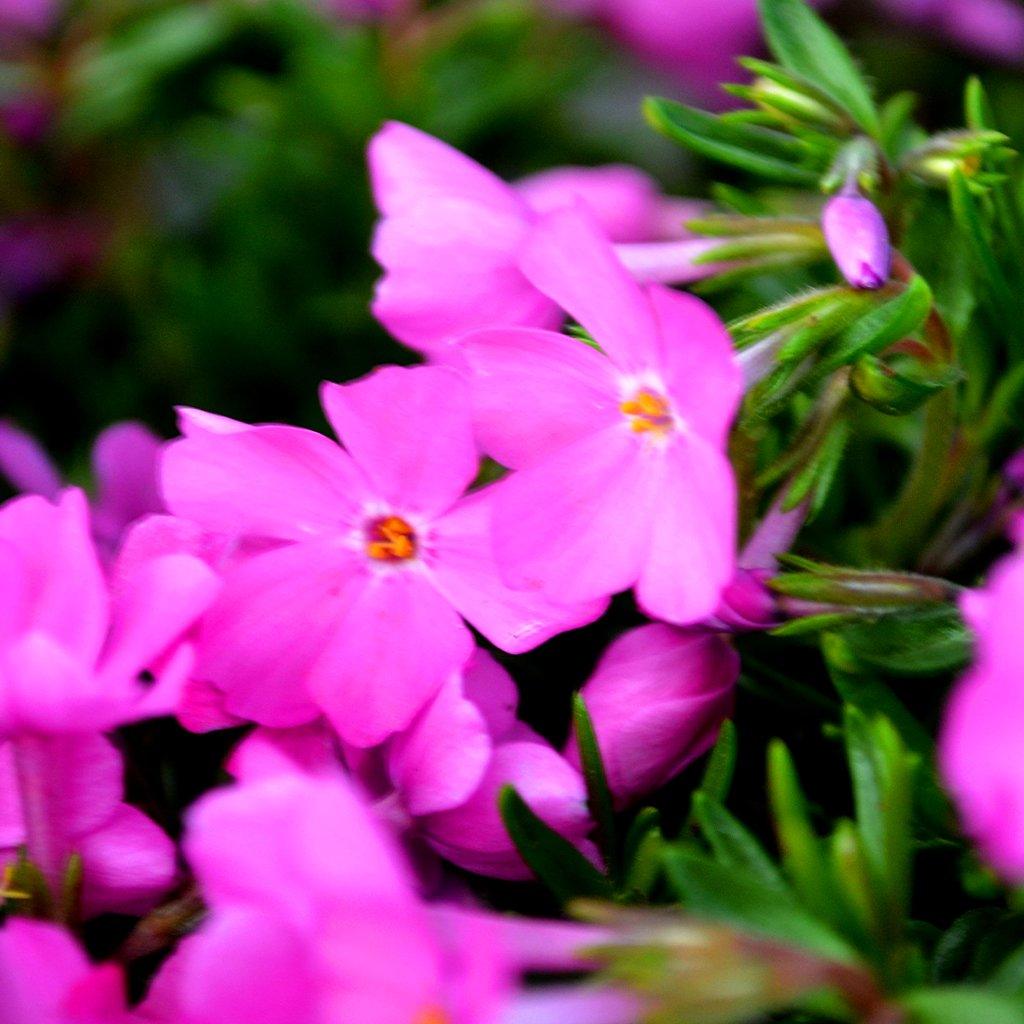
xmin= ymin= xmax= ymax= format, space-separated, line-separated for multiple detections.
xmin=565 ymin=625 xmax=737 ymax=808
xmin=822 ymin=191 xmax=891 ymax=290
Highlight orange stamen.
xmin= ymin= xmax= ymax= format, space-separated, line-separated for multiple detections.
xmin=366 ymin=515 xmax=417 ymax=561
xmin=415 ymin=1009 xmax=451 ymax=1024
xmin=620 ymin=389 xmax=673 ymax=434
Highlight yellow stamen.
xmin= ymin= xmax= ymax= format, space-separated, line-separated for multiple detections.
xmin=620 ymin=389 xmax=673 ymax=434
xmin=415 ymin=1009 xmax=450 ymax=1024
xmin=0 ymin=865 xmax=29 ymax=901
xmin=366 ymin=515 xmax=417 ymax=562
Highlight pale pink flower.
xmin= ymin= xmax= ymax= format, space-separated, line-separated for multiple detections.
xmin=0 ymin=918 xmax=141 ymax=1024
xmin=941 ymin=547 xmax=1024 ymax=882
xmin=369 ymin=121 xmax=720 ymax=356
xmin=143 ymin=768 xmax=636 ymax=1024
xmin=162 ymin=364 xmax=604 ymax=747
xmin=565 ymin=624 xmax=737 ymax=807
xmin=460 ymin=207 xmax=742 ymax=625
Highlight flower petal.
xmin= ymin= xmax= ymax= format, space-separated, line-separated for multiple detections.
xmin=459 ymin=327 xmax=620 ymax=469
xmin=162 ymin=424 xmax=369 ymax=542
xmin=320 ymin=365 xmax=478 ymax=516
xmin=519 ymin=207 xmax=661 ymax=373
xmin=429 ymin=487 xmax=606 ymax=652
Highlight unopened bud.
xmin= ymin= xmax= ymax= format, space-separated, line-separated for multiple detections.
xmin=822 ymin=190 xmax=891 ymax=290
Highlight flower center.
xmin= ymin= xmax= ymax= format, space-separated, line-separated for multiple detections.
xmin=620 ymin=389 xmax=673 ymax=435
xmin=365 ymin=515 xmax=417 ymax=561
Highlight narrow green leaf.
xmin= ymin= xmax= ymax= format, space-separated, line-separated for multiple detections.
xmin=898 ymin=987 xmax=1024 ymax=1024
xmin=662 ymin=847 xmax=857 ymax=961
xmin=644 ymin=97 xmax=822 ymax=185
xmin=693 ymin=791 xmax=788 ymax=891
xmin=758 ymin=0 xmax=880 ymax=135
xmin=572 ymin=694 xmax=618 ymax=880
xmin=498 ymin=786 xmax=613 ymax=903
xmin=699 ymin=719 xmax=737 ymax=804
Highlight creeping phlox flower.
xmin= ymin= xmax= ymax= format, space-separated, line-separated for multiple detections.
xmin=0 ymin=918 xmax=141 ymax=1024
xmin=0 ymin=488 xmax=216 ymax=913
xmin=161 ymin=364 xmax=603 ymax=748
xmin=369 ymin=121 xmax=721 ymax=356
xmin=0 ymin=419 xmax=163 ymax=558
xmin=565 ymin=625 xmax=737 ymax=808
xmin=143 ymin=767 xmax=638 ymax=1024
xmin=460 ymin=207 xmax=743 ymax=624
xmin=941 ymin=545 xmax=1024 ymax=882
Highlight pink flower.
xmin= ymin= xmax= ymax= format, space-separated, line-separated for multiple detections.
xmin=460 ymin=207 xmax=742 ymax=625
xmin=0 ymin=420 xmax=164 ymax=558
xmin=0 ymin=0 xmax=60 ymax=38
xmin=227 ymin=649 xmax=595 ymax=880
xmin=0 ymin=918 xmax=140 ymax=1024
xmin=144 ymin=767 xmax=636 ymax=1024
xmin=162 ymin=364 xmax=604 ymax=747
xmin=876 ymin=0 xmax=1024 ymax=61
xmin=1 ymin=732 xmax=176 ymax=917
xmin=821 ymin=190 xmax=891 ymax=291
xmin=565 ymin=624 xmax=737 ymax=807
xmin=0 ymin=489 xmax=219 ymax=736
xmin=369 ymin=121 xmax=719 ymax=356
xmin=941 ymin=547 xmax=1024 ymax=882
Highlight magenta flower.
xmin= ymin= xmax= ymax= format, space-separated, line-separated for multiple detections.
xmin=162 ymin=364 xmax=604 ymax=747
xmin=460 ymin=207 xmax=742 ymax=624
xmin=821 ymin=189 xmax=891 ymax=290
xmin=0 ymin=918 xmax=141 ymax=1024
xmin=941 ymin=548 xmax=1024 ymax=882
xmin=227 ymin=649 xmax=595 ymax=881
xmin=0 ymin=488 xmax=218 ymax=735
xmin=145 ymin=768 xmax=636 ymax=1024
xmin=0 ymin=420 xmax=164 ymax=558
xmin=369 ymin=121 xmax=719 ymax=356
xmin=565 ymin=625 xmax=737 ymax=807
xmin=0 ymin=732 xmax=176 ymax=916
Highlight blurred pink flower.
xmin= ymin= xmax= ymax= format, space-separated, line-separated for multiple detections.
xmin=162 ymin=364 xmax=604 ymax=748
xmin=0 ymin=488 xmax=218 ymax=736
xmin=565 ymin=625 xmax=737 ymax=807
xmin=0 ymin=420 xmax=164 ymax=558
xmin=941 ymin=547 xmax=1024 ymax=882
xmin=369 ymin=121 xmax=721 ymax=356
xmin=144 ymin=768 xmax=635 ymax=1024
xmin=0 ymin=0 xmax=59 ymax=38
xmin=0 ymin=732 xmax=176 ymax=916
xmin=822 ymin=190 xmax=892 ymax=290
xmin=460 ymin=207 xmax=742 ymax=625
xmin=230 ymin=650 xmax=595 ymax=880
xmin=0 ymin=918 xmax=140 ymax=1024
xmin=0 ymin=217 xmax=101 ymax=299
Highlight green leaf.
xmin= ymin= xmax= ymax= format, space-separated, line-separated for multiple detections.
xmin=572 ymin=694 xmax=618 ymax=880
xmin=644 ymin=97 xmax=822 ymax=185
xmin=840 ymin=606 xmax=971 ymax=676
xmin=698 ymin=719 xmax=738 ymax=804
xmin=622 ymin=809 xmax=665 ymax=898
xmin=693 ymin=791 xmax=788 ymax=892
xmin=899 ymin=987 xmax=1024 ymax=1024
xmin=662 ymin=847 xmax=857 ymax=961
xmin=817 ymin=277 xmax=934 ymax=376
xmin=758 ymin=0 xmax=880 ymax=135
xmin=498 ymin=786 xmax=613 ymax=903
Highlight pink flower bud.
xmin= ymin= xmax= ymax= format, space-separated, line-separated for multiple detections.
xmin=822 ymin=192 xmax=892 ymax=290
xmin=565 ymin=625 xmax=737 ymax=808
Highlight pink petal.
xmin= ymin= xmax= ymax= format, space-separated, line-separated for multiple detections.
xmin=161 ymin=424 xmax=370 ymax=542
xmin=78 ymin=803 xmax=177 ymax=917
xmin=227 ymin=723 xmax=340 ymax=782
xmin=0 ymin=420 xmax=61 ymax=498
xmin=649 ymin=285 xmax=742 ymax=449
xmin=90 ymin=422 xmax=164 ymax=550
xmin=506 ymin=986 xmax=643 ymax=1024
xmin=369 ymin=121 xmax=522 ymax=219
xmin=459 ymin=327 xmax=620 ymax=469
xmin=307 ymin=568 xmax=473 ymax=748
xmin=320 ymin=365 xmax=478 ymax=516
xmin=387 ymin=672 xmax=492 ymax=817
xmin=0 ymin=489 xmax=108 ymax=664
xmin=461 ymin=648 xmax=519 ymax=740
xmin=198 ymin=540 xmax=360 ymax=729
xmin=491 ymin=428 xmax=656 ymax=604
xmin=371 ymin=197 xmax=558 ymax=354
xmin=0 ymin=741 xmax=23 ymax=847
xmin=515 ymin=165 xmax=662 ymax=243
xmin=635 ymin=437 xmax=737 ymax=624
xmin=177 ymin=676 xmax=244 ymax=734
xmin=519 ymin=207 xmax=661 ymax=373
xmin=428 ymin=487 xmax=607 ymax=652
